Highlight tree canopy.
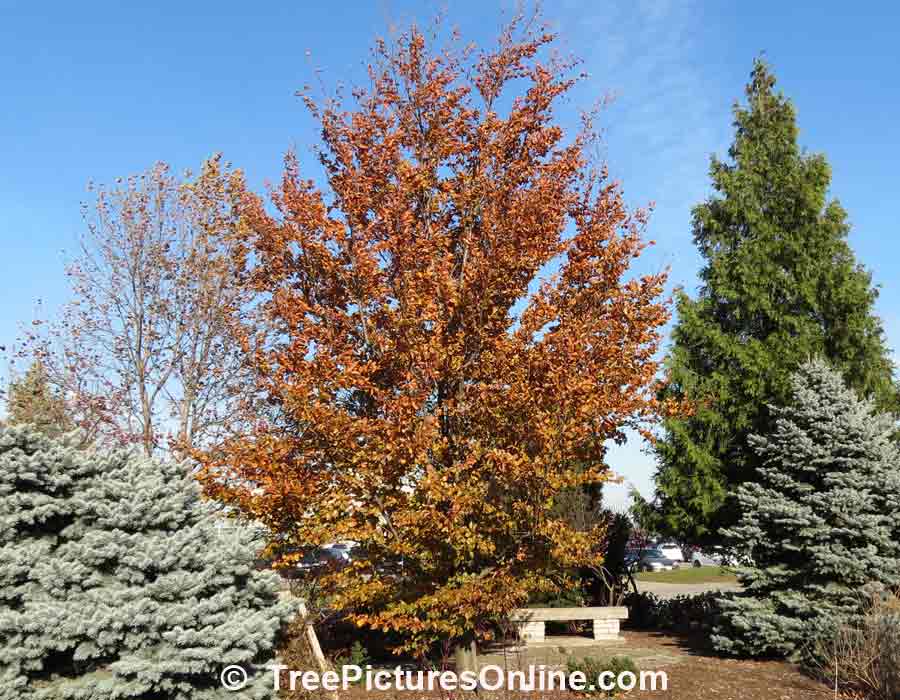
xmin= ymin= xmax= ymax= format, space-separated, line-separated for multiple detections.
xmin=19 ymin=158 xmax=251 ymax=457
xmin=651 ymin=60 xmax=898 ymax=543
xmin=200 ymin=16 xmax=670 ymax=655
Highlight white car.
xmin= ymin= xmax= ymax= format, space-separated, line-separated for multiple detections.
xmin=656 ymin=542 xmax=684 ymax=562
xmin=691 ymin=547 xmax=738 ymax=567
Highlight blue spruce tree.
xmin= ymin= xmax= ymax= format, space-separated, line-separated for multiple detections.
xmin=0 ymin=426 xmax=297 ymax=699
xmin=712 ymin=359 xmax=900 ymax=658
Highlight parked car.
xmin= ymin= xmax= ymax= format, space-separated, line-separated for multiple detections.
xmin=691 ymin=547 xmax=738 ymax=568
xmin=656 ymin=541 xmax=684 ymax=562
xmin=623 ymin=548 xmax=641 ymax=567
xmin=635 ymin=548 xmax=679 ymax=572
xmin=624 ymin=547 xmax=652 ymax=568
xmin=323 ymin=542 xmax=355 ymax=562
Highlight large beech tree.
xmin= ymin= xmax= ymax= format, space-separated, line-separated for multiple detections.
xmin=201 ymin=17 xmax=670 ymax=655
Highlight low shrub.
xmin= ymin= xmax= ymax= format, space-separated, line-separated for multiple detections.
xmin=333 ymin=641 xmax=371 ymax=675
xmin=624 ymin=590 xmax=728 ymax=637
xmin=807 ymin=589 xmax=900 ymax=700
xmin=565 ymin=655 xmax=639 ymax=698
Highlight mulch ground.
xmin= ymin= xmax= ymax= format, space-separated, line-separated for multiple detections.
xmin=335 ymin=630 xmax=833 ymax=700
xmin=621 ymin=630 xmax=830 ymax=700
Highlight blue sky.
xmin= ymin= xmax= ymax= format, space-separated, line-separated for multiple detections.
xmin=2 ymin=0 xmax=898 ymax=507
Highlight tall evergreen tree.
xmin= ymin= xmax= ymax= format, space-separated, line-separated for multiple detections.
xmin=651 ymin=60 xmax=897 ymax=542
xmin=5 ymin=361 xmax=73 ymax=438
xmin=712 ymin=359 xmax=900 ymax=658
xmin=0 ymin=426 xmax=297 ymax=699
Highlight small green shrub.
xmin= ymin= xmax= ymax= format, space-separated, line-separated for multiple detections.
xmin=565 ymin=655 xmax=638 ymax=697
xmin=528 ymin=584 xmax=587 ymax=608
xmin=333 ymin=641 xmax=371 ymax=678
xmin=624 ymin=590 xmax=727 ymax=638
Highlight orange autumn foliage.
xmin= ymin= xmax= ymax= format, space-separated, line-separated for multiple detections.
xmin=200 ymin=15 xmax=669 ymax=655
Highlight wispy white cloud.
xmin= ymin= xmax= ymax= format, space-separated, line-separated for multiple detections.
xmin=559 ymin=1 xmax=730 ymax=278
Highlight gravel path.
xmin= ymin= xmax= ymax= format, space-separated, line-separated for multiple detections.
xmin=635 ymin=581 xmax=742 ymax=599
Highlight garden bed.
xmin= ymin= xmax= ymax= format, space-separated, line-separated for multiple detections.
xmin=620 ymin=631 xmax=828 ymax=699
xmin=330 ymin=630 xmax=830 ymax=700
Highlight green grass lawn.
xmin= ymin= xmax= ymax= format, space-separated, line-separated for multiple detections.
xmin=634 ymin=565 xmax=738 ymax=584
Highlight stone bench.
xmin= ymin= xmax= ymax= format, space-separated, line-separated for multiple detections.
xmin=510 ymin=606 xmax=628 ymax=643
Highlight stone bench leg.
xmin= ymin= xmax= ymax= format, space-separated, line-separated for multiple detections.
xmin=517 ymin=620 xmax=545 ymax=643
xmin=592 ymin=618 xmax=622 ymax=641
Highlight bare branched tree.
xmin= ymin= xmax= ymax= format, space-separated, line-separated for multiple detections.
xmin=18 ymin=156 xmax=252 ymax=456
